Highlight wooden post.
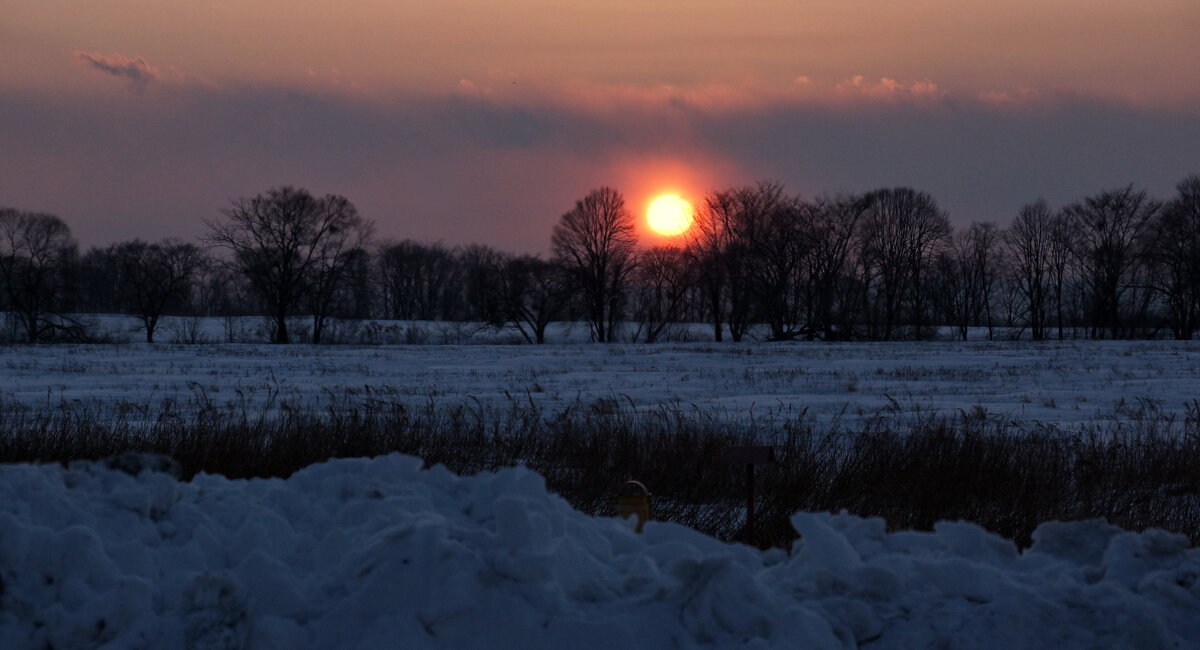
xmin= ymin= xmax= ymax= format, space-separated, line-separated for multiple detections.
xmin=745 ymin=462 xmax=755 ymax=545
xmin=722 ymin=445 xmax=774 ymax=546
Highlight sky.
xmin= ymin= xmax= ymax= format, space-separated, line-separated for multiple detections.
xmin=2 ymin=0 xmax=1199 ymax=253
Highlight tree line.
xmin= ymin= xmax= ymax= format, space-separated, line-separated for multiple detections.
xmin=2 ymin=176 xmax=1199 ymax=344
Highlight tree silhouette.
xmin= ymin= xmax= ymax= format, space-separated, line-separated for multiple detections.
xmin=1063 ymin=186 xmax=1158 ymax=339
xmin=1004 ymin=201 xmax=1059 ymax=340
xmin=552 ymin=187 xmax=638 ymax=342
xmin=1147 ymin=176 xmax=1200 ymax=339
xmin=631 ymin=246 xmax=695 ymax=343
xmin=688 ymin=182 xmax=790 ymax=342
xmin=206 ymin=187 xmax=370 ymax=344
xmin=857 ymin=188 xmax=951 ymax=340
xmin=110 ymin=239 xmax=206 ymax=343
xmin=803 ymin=194 xmax=862 ymax=340
xmin=936 ymin=221 xmax=999 ymax=341
xmin=0 ymin=209 xmax=78 ymax=342
xmin=494 ymin=254 xmax=570 ymax=344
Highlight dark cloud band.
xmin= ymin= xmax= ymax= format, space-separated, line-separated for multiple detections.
xmin=1 ymin=83 xmax=1197 ymax=251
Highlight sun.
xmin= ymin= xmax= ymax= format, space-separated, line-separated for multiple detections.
xmin=646 ymin=194 xmax=695 ymax=237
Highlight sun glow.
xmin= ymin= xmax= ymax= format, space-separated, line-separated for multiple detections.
xmin=646 ymin=194 xmax=694 ymax=237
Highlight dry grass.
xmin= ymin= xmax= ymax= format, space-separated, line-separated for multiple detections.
xmin=1 ymin=395 xmax=1198 ymax=549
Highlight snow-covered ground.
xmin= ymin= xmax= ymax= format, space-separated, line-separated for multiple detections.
xmin=5 ymin=322 xmax=1199 ymax=647
xmin=2 ymin=332 xmax=1199 ymax=429
xmin=2 ymin=453 xmax=1197 ymax=649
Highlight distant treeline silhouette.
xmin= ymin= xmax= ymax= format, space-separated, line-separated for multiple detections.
xmin=2 ymin=176 xmax=1198 ymax=343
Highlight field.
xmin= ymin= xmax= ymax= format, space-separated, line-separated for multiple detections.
xmin=3 ymin=331 xmax=1200 ymax=647
xmin=3 ymin=329 xmax=1199 ymax=547
xmin=4 ymin=329 xmax=1200 ymax=430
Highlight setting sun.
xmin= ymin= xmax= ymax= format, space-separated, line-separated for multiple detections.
xmin=646 ymin=194 xmax=694 ymax=237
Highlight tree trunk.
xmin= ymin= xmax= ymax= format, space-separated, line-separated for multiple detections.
xmin=312 ymin=315 xmax=325 ymax=344
xmin=273 ymin=312 xmax=289 ymax=344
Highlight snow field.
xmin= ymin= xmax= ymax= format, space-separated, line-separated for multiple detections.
xmin=2 ymin=454 xmax=1198 ymax=649
xmin=3 ymin=338 xmax=1200 ymax=429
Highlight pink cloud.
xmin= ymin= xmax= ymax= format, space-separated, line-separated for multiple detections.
xmin=831 ymin=76 xmax=944 ymax=103
xmin=524 ymin=76 xmax=954 ymax=116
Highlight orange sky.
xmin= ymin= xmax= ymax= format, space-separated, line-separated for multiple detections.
xmin=1 ymin=1 xmax=1199 ymax=251
xmin=5 ymin=0 xmax=1199 ymax=107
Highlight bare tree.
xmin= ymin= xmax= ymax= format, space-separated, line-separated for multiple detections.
xmin=937 ymin=222 xmax=1000 ymax=341
xmin=110 ymin=239 xmax=207 ymax=343
xmin=684 ymin=197 xmax=729 ymax=342
xmin=1063 ymin=186 xmax=1158 ymax=339
xmin=858 ymin=188 xmax=951 ymax=340
xmin=194 ymin=264 xmax=253 ymax=343
xmin=339 ymin=246 xmax=375 ymax=321
xmin=963 ymin=221 xmax=1000 ymax=339
xmin=494 ymin=254 xmax=570 ymax=344
xmin=299 ymin=196 xmax=373 ymax=344
xmin=0 ymin=209 xmax=78 ymax=342
xmin=750 ymin=193 xmax=810 ymax=341
xmin=378 ymin=240 xmax=455 ymax=321
xmin=307 ymin=240 xmax=373 ymax=342
xmin=1004 ymin=201 xmax=1057 ymax=340
xmin=457 ymin=244 xmax=506 ymax=323
xmin=688 ymin=182 xmax=789 ymax=342
xmin=78 ymin=246 xmax=123 ymax=315
xmin=631 ymin=246 xmax=695 ymax=343
xmin=1146 ymin=176 xmax=1200 ymax=339
xmin=205 ymin=186 xmax=370 ymax=344
xmin=552 ymin=187 xmax=638 ymax=342
xmin=1046 ymin=211 xmax=1075 ymax=339
xmin=802 ymin=194 xmax=863 ymax=340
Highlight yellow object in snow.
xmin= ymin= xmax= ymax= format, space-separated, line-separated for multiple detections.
xmin=616 ymin=480 xmax=652 ymax=533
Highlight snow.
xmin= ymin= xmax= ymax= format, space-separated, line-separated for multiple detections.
xmin=2 ymin=454 xmax=1197 ymax=649
xmin=2 ymin=335 xmax=1199 ymax=429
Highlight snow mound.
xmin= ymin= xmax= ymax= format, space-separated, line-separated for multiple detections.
xmin=1 ymin=454 xmax=1198 ymax=649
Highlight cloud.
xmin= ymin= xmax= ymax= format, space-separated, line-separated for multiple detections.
xmin=73 ymin=51 xmax=159 ymax=93
xmin=492 ymin=76 xmax=954 ymax=117
xmin=830 ymin=76 xmax=945 ymax=103
xmin=977 ymin=88 xmax=1040 ymax=107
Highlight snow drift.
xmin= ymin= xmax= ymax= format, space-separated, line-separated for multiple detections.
xmin=1 ymin=454 xmax=1198 ymax=649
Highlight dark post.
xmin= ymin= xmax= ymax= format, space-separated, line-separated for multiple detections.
xmin=745 ymin=463 xmax=756 ymax=545
xmin=722 ymin=445 xmax=775 ymax=546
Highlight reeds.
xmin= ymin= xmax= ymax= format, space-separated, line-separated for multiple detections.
xmin=1 ymin=394 xmax=1197 ymax=549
